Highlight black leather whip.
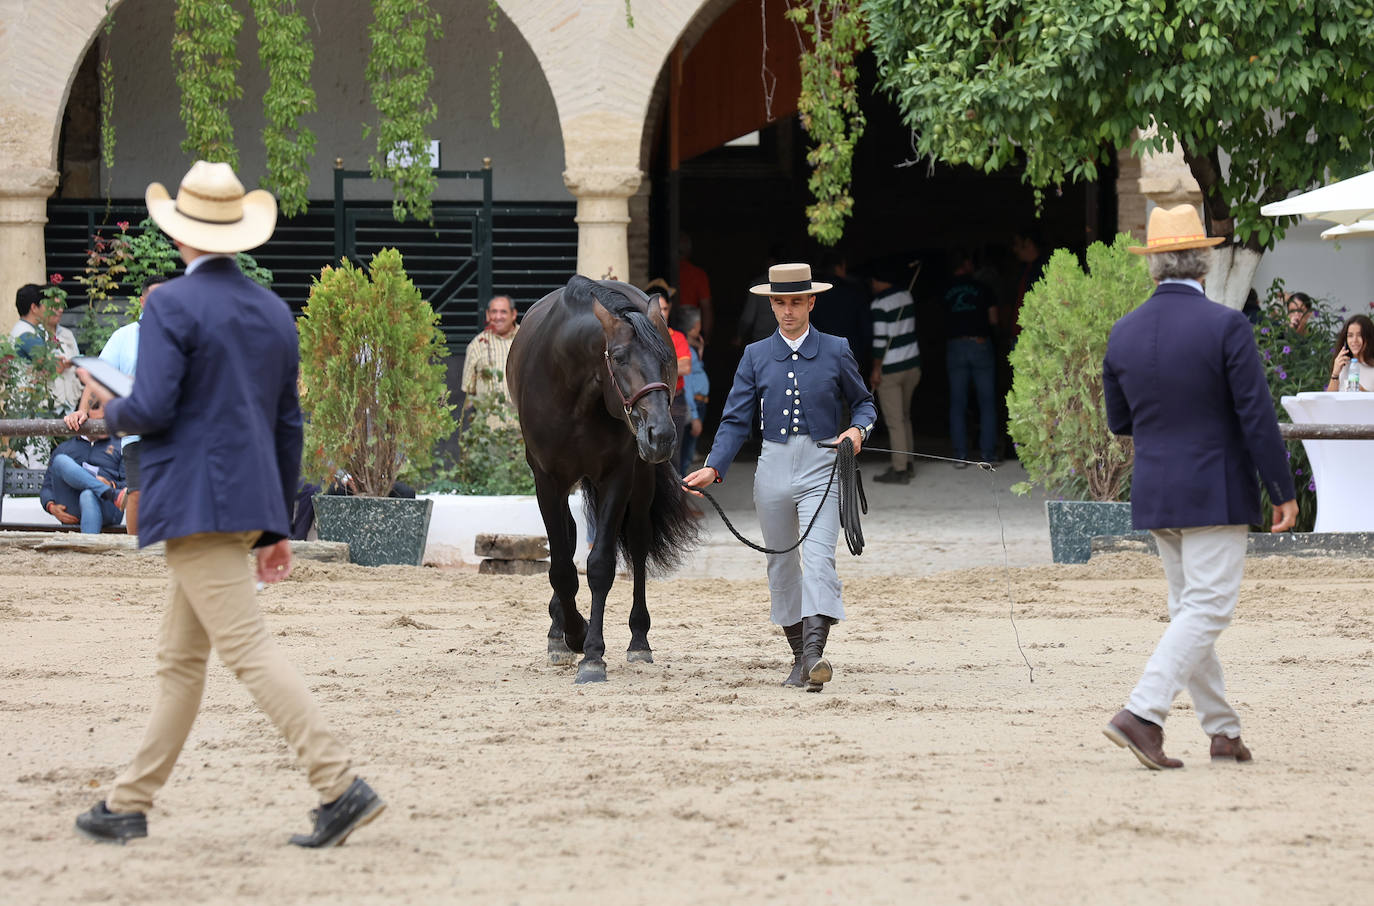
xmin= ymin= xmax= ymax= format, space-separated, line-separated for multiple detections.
xmin=687 ymin=438 xmax=868 ymax=557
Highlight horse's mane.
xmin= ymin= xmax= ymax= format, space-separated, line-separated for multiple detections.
xmin=567 ymin=275 xmax=674 ymax=367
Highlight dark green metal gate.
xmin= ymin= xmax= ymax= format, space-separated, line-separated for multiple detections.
xmin=333 ymin=162 xmax=493 ymax=348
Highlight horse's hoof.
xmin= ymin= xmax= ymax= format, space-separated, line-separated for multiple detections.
xmin=626 ymin=649 xmax=654 ymax=664
xmin=574 ymin=660 xmax=608 ymax=684
xmin=548 ymin=637 xmax=576 ymax=667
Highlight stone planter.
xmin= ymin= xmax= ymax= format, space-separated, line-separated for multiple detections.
xmin=314 ymin=495 xmax=434 ymax=567
xmin=1045 ymin=499 xmax=1137 ymax=564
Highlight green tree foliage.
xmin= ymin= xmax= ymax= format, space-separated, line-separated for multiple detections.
xmin=99 ymin=2 xmax=116 ymax=182
xmin=786 ymin=1 xmax=868 ymax=245
xmin=863 ymin=0 xmax=1374 ymax=250
xmin=251 ymin=0 xmax=318 ymax=217
xmin=298 ymin=249 xmax=455 ymax=497
xmin=172 ymin=0 xmax=244 ymax=167
xmin=1007 ymin=235 xmax=1152 ymax=501
xmin=365 ymin=0 xmax=444 ymax=223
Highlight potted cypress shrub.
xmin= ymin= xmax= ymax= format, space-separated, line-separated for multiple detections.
xmin=298 ymin=248 xmax=455 ymax=565
xmin=1007 ymin=234 xmax=1152 ymax=563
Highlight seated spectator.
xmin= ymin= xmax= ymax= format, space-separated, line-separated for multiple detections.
xmin=43 ymin=293 xmax=82 ymax=412
xmin=8 ymin=284 xmax=47 ymax=360
xmin=1286 ymin=292 xmax=1315 ymax=334
xmin=39 ymin=407 xmax=126 ymax=533
xmin=1324 ymin=314 xmax=1374 ymax=392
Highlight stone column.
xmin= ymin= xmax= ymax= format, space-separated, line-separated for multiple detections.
xmin=563 ymin=165 xmax=642 ymax=284
xmin=0 ymin=168 xmax=59 ymax=335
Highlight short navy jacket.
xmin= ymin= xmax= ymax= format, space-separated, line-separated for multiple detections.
xmin=105 ymin=258 xmax=303 ymax=548
xmin=1103 ymin=283 xmax=1295 ymax=530
xmin=707 ymin=329 xmax=876 ymax=481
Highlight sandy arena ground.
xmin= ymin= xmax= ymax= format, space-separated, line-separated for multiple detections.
xmin=2 ymin=543 xmax=1371 ymax=905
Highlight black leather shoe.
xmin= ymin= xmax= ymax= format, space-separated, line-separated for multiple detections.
xmin=289 ymin=777 xmax=385 ymax=848
xmin=75 ymin=801 xmax=147 ymax=844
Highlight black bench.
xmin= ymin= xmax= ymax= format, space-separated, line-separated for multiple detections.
xmin=0 ymin=460 xmax=127 ymax=533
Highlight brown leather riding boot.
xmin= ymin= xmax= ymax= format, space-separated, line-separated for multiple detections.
xmin=802 ymin=615 xmax=833 ymax=693
xmin=1210 ymin=734 xmax=1253 ymax=763
xmin=782 ymin=623 xmax=806 ymax=687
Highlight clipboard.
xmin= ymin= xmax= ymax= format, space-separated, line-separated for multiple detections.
xmin=72 ymin=356 xmax=134 ymax=398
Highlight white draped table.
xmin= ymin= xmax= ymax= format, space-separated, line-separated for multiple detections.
xmin=1280 ymin=391 xmax=1374 ymax=532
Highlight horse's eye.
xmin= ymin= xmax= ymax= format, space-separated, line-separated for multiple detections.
xmin=611 ymin=349 xmax=630 ymax=365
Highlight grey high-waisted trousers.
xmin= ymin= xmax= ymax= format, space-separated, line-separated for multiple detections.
xmin=754 ymin=433 xmax=846 ymax=626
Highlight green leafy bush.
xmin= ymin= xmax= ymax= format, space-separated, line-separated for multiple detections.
xmin=1250 ymin=283 xmax=1345 ymax=532
xmin=0 ymin=336 xmax=63 ymax=465
xmin=419 ymin=366 xmax=533 ymax=495
xmin=1007 ymin=235 xmax=1152 ymax=502
xmin=298 ymin=248 xmax=454 ymax=497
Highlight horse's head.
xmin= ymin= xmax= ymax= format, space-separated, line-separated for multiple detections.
xmin=587 ymin=280 xmax=677 ymax=464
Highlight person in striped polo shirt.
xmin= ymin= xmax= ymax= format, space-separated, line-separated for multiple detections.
xmin=869 ymin=261 xmax=921 ymax=483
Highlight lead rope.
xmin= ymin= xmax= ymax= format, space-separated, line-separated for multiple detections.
xmin=688 ymin=443 xmax=1034 ymax=683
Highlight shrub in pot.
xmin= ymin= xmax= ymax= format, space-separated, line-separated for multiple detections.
xmin=298 ymin=248 xmax=455 ymax=564
xmin=1006 ymin=234 xmax=1152 ymax=562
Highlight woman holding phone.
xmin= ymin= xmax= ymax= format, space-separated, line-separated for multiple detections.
xmin=1325 ymin=314 xmax=1374 ymax=391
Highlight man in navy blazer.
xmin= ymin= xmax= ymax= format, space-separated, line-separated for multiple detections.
xmin=73 ymin=162 xmax=383 ymax=848
xmin=1101 ymin=205 xmax=1297 ymax=770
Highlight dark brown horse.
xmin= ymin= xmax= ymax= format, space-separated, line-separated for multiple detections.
xmin=507 ymin=275 xmax=700 ymax=683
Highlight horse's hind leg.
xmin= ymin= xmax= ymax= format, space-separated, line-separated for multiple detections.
xmin=625 ymin=468 xmax=654 ymax=664
xmin=534 ymin=472 xmax=585 ymax=666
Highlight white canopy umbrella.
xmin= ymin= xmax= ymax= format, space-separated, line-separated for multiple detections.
xmin=1320 ymin=219 xmax=1374 ymax=240
xmin=1261 ymin=169 xmax=1374 ymax=225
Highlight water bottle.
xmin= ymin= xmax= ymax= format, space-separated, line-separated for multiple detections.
xmin=1347 ymin=359 xmax=1361 ymax=392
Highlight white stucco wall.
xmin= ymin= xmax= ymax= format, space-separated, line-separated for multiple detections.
xmin=101 ymin=0 xmax=567 ymax=202
xmin=1253 ymin=222 xmax=1374 ymax=314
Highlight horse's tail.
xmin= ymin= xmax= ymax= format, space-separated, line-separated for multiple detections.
xmin=582 ymin=462 xmax=701 ymax=576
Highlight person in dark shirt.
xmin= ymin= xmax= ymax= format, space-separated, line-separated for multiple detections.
xmin=943 ymin=250 xmax=999 ymax=466
xmin=811 ymin=250 xmax=874 ymax=373
xmin=39 ymin=411 xmax=126 ymax=533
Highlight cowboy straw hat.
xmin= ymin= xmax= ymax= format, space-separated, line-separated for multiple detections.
xmin=145 ymin=161 xmax=277 ymax=254
xmin=1128 ymin=204 xmax=1225 ymax=255
xmin=749 ymin=262 xmax=832 ymax=297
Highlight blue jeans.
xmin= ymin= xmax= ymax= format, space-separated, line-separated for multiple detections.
xmin=947 ymin=338 xmax=997 ymax=461
xmin=50 ymin=453 xmax=120 ymax=533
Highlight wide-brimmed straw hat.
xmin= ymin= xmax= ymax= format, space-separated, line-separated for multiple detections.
xmin=749 ymin=262 xmax=832 ymax=297
xmin=1129 ymin=204 xmax=1225 ymax=255
xmin=145 ymin=161 xmax=277 ymax=254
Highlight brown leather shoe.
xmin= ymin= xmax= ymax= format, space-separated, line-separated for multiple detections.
xmin=1103 ymin=709 xmax=1184 ymax=770
xmin=1210 ymin=734 xmax=1253 ymax=763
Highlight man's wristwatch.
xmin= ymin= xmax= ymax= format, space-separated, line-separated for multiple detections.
xmin=850 ymin=424 xmax=870 ymax=442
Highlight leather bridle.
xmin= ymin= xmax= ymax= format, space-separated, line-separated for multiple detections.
xmin=604 ymin=344 xmax=670 ymax=417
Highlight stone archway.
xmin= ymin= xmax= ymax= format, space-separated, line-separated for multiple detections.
xmin=0 ymin=0 xmax=121 ymax=330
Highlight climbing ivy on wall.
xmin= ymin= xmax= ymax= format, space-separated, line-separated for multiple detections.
xmin=99 ymin=2 xmax=116 ymax=184
xmin=172 ymin=0 xmax=244 ymax=167
xmin=786 ymin=0 xmax=868 ymax=246
xmin=251 ymin=0 xmax=318 ymax=217
xmin=488 ymin=0 xmax=503 ymax=129
xmin=365 ymin=0 xmax=444 ymax=223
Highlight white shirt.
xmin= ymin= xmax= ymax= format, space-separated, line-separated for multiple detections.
xmin=1158 ymin=277 xmax=1205 ymax=293
xmin=184 ymin=253 xmax=233 ymax=275
xmin=782 ymin=328 xmax=810 ymax=352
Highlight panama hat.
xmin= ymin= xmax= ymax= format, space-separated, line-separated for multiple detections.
xmin=1129 ymin=204 xmax=1225 ymax=255
xmin=145 ymin=161 xmax=277 ymax=254
xmin=749 ymin=262 xmax=832 ymax=297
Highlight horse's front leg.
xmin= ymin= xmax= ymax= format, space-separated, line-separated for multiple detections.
xmin=625 ymin=465 xmax=654 ymax=663
xmin=577 ymin=480 xmax=630 ymax=684
xmin=533 ymin=469 xmax=584 ymax=666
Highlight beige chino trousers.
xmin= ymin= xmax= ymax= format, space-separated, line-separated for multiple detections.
xmin=107 ymin=531 xmax=353 ymax=813
xmin=876 ymin=365 xmax=921 ymax=471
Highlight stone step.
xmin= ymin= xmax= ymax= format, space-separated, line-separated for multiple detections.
xmin=474 ymin=532 xmax=549 ymax=561
xmin=478 ymin=558 xmax=550 ymax=576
